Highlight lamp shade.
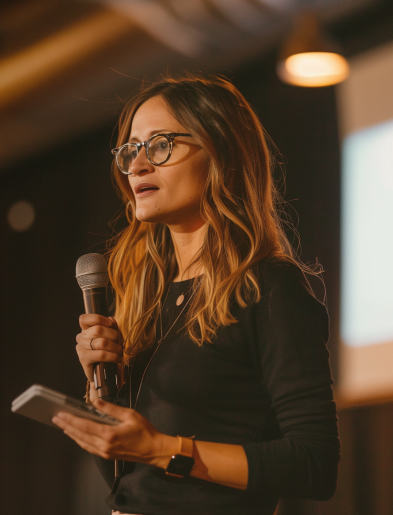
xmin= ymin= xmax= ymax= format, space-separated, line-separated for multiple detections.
xmin=277 ymin=13 xmax=349 ymax=87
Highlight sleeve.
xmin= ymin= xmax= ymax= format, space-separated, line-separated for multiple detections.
xmin=242 ymin=261 xmax=340 ymax=500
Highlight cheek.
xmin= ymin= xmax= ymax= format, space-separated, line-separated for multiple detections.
xmin=171 ymin=173 xmax=206 ymax=204
xmin=181 ymin=157 xmax=209 ymax=196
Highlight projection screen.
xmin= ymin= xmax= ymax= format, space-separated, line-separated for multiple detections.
xmin=337 ymin=40 xmax=393 ymax=404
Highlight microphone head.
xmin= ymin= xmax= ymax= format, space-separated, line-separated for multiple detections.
xmin=75 ymin=253 xmax=109 ymax=290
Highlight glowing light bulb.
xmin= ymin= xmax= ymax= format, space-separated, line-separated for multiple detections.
xmin=277 ymin=52 xmax=350 ymax=87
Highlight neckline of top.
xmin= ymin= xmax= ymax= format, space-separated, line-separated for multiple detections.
xmin=170 ymin=274 xmax=203 ymax=290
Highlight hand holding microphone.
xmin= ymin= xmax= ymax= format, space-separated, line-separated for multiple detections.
xmin=75 ymin=254 xmax=122 ymax=402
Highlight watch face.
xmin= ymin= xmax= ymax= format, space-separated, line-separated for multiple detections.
xmin=166 ymin=454 xmax=195 ymax=477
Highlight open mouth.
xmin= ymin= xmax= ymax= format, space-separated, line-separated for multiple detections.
xmin=135 ymin=182 xmax=160 ymax=195
xmin=135 ymin=183 xmax=160 ymax=197
xmin=139 ymin=186 xmax=158 ymax=192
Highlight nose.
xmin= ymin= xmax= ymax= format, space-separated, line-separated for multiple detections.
xmin=129 ymin=145 xmax=154 ymax=176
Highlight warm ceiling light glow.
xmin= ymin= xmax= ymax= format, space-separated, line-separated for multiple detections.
xmin=277 ymin=52 xmax=350 ymax=87
xmin=0 ymin=11 xmax=133 ymax=110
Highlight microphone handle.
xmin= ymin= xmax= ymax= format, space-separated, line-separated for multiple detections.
xmin=83 ymin=287 xmax=118 ymax=402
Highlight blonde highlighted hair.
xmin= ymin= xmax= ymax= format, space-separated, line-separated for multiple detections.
xmin=108 ymin=74 xmax=297 ymax=362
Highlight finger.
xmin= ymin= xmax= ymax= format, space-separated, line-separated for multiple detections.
xmin=54 ymin=419 xmax=106 ymax=456
xmin=76 ymin=328 xmax=123 ymax=354
xmin=89 ymin=324 xmax=121 ymax=341
xmin=81 ymin=336 xmax=123 ymax=355
xmin=53 ymin=413 xmax=120 ymax=460
xmin=76 ymin=340 xmax=123 ymax=365
xmin=76 ymin=335 xmax=123 ymax=358
xmin=76 ymin=338 xmax=123 ymax=360
xmin=53 ymin=412 xmax=102 ymax=432
xmin=79 ymin=325 xmax=122 ymax=346
xmin=80 ymin=325 xmax=121 ymax=345
xmin=79 ymin=314 xmax=117 ymax=331
xmin=92 ymin=399 xmax=134 ymax=422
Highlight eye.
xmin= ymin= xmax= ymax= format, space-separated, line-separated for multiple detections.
xmin=151 ymin=139 xmax=169 ymax=151
xmin=150 ymin=136 xmax=170 ymax=155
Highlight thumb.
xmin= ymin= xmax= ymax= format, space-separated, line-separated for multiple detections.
xmin=92 ymin=398 xmax=131 ymax=422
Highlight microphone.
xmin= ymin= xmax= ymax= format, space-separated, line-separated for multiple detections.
xmin=75 ymin=253 xmax=118 ymax=402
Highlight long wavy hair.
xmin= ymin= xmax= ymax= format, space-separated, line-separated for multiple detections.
xmin=108 ymin=74 xmax=298 ymax=362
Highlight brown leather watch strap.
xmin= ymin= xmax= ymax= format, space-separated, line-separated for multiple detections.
xmin=165 ymin=436 xmax=195 ymax=478
xmin=177 ymin=436 xmax=194 ymax=457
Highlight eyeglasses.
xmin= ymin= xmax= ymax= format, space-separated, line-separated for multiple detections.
xmin=111 ymin=132 xmax=192 ymax=175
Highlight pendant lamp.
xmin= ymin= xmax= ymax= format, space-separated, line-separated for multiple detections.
xmin=277 ymin=13 xmax=349 ymax=87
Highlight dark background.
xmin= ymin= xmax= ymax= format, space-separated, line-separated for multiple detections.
xmin=1 ymin=1 xmax=393 ymax=514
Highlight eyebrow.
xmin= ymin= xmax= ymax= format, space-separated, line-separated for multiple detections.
xmin=129 ymin=129 xmax=173 ymax=142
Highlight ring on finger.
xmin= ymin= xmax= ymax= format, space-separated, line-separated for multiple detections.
xmin=90 ymin=338 xmax=97 ymax=350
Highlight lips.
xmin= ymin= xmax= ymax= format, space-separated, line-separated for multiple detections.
xmin=134 ymin=182 xmax=160 ymax=195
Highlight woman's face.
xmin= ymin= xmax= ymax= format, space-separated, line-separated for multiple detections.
xmin=127 ymin=95 xmax=209 ymax=229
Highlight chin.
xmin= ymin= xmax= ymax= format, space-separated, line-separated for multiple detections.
xmin=135 ymin=208 xmax=166 ymax=224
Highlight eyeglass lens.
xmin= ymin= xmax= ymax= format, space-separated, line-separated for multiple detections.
xmin=117 ymin=135 xmax=171 ymax=173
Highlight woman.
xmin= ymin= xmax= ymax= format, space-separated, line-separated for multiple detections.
xmin=53 ymin=75 xmax=340 ymax=514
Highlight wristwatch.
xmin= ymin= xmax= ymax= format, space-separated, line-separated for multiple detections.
xmin=165 ymin=436 xmax=195 ymax=478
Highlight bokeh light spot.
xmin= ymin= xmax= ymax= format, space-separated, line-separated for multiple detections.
xmin=7 ymin=201 xmax=35 ymax=232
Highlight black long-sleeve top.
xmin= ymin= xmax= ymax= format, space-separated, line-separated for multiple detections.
xmin=99 ymin=259 xmax=340 ymax=514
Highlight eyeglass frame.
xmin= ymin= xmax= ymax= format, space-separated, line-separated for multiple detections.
xmin=111 ymin=132 xmax=193 ymax=174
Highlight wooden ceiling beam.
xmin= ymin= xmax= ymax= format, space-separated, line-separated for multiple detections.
xmin=0 ymin=8 xmax=133 ymax=110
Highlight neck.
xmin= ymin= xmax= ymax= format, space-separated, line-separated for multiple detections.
xmin=169 ymin=219 xmax=206 ymax=282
